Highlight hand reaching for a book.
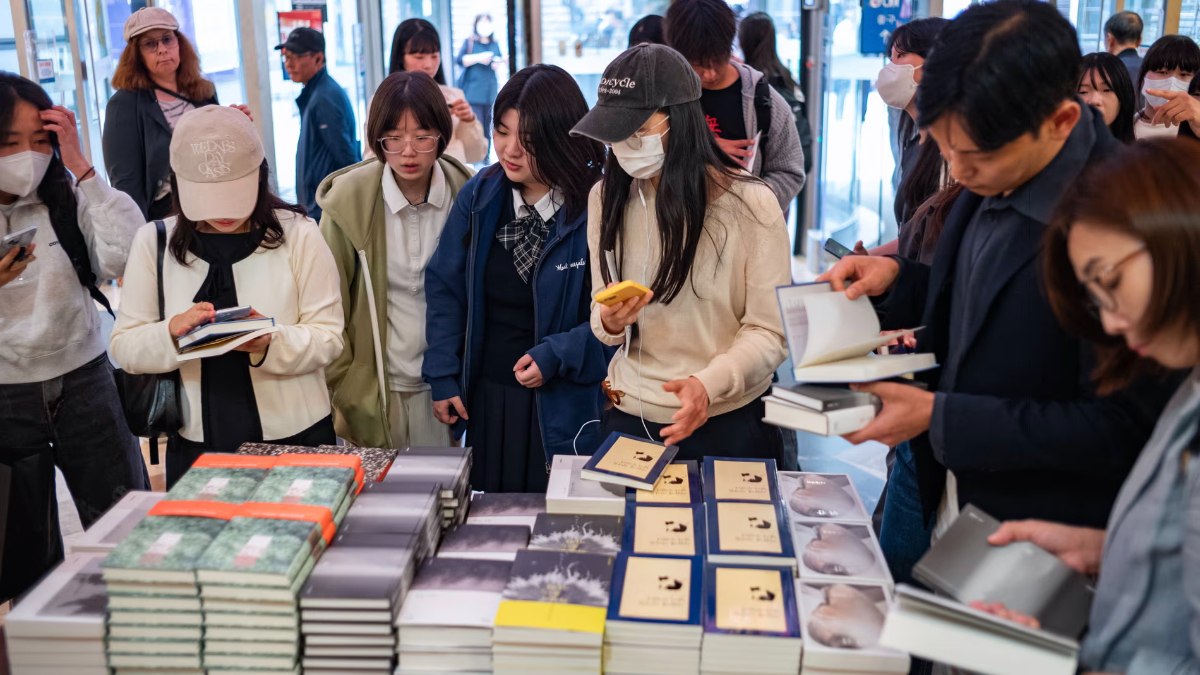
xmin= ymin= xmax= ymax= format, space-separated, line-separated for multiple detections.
xmin=987 ymin=520 xmax=1106 ymax=576
xmin=660 ymin=376 xmax=709 ymax=446
xmin=817 ymin=254 xmax=901 ymax=300
xmin=169 ymin=302 xmax=216 ymax=338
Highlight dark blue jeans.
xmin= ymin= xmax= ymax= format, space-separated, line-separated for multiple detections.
xmin=0 ymin=353 xmax=147 ymax=602
xmin=879 ymin=440 xmax=934 ymax=586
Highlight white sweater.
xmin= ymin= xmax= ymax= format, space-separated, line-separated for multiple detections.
xmin=110 ymin=211 xmax=344 ymax=443
xmin=0 ymin=177 xmax=141 ymax=384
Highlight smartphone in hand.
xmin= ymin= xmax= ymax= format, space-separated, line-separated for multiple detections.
xmin=823 ymin=238 xmax=856 ymax=259
xmin=593 ymin=280 xmax=652 ymax=307
xmin=0 ymin=226 xmax=37 ymax=262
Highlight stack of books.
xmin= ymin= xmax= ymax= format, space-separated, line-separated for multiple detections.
xmin=621 ymin=501 xmax=706 ymax=558
xmin=101 ymin=502 xmax=234 ymax=672
xmin=762 ymin=384 xmax=883 ymax=436
xmin=300 ymin=532 xmax=423 ymax=675
xmin=624 ymin=460 xmax=702 ymax=506
xmin=238 ymin=442 xmax=400 ymax=484
xmin=528 ymin=512 xmax=623 ymax=557
xmin=466 ymin=492 xmax=546 ymax=531
xmin=338 ymin=486 xmax=442 ymax=559
xmin=376 ymin=446 xmax=473 ymax=528
xmin=579 ymin=432 xmax=680 ymax=491
xmin=437 ymin=523 xmax=530 ymax=561
xmin=247 ymin=454 xmax=362 ymax=526
xmin=68 ymin=491 xmax=165 ymax=555
xmin=700 ymin=563 xmax=803 ymax=675
xmin=492 ymin=549 xmax=615 ymax=674
xmin=395 ymin=557 xmax=514 ymax=673
xmin=604 ymin=553 xmax=704 ymax=675
xmin=702 ymin=458 xmax=796 ymax=571
xmin=797 ymin=582 xmax=909 ymax=675
xmin=175 ymin=313 xmax=277 ymax=361
xmin=4 ymin=553 xmax=109 ymax=675
xmin=546 ymin=454 xmax=626 ymax=516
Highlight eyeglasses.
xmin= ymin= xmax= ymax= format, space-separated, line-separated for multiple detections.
xmin=623 ymin=116 xmax=670 ymax=150
xmin=1080 ymin=245 xmax=1146 ymax=314
xmin=281 ymin=51 xmax=316 ymax=64
xmin=140 ymin=33 xmax=177 ymax=52
xmin=378 ymin=135 xmax=441 ymax=154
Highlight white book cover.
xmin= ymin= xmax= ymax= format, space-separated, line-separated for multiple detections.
xmin=798 ymin=581 xmax=910 ymax=673
xmin=4 ymin=553 xmax=107 ymax=640
xmin=778 ymin=473 xmax=871 ymax=524
xmin=546 ymin=455 xmax=625 ymax=515
xmin=68 ymin=491 xmax=165 ymax=555
xmin=396 ymin=558 xmax=511 ymax=629
xmin=793 ymin=522 xmax=893 ymax=588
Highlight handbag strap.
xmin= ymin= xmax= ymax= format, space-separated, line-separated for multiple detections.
xmin=155 ymin=220 xmax=166 ymax=321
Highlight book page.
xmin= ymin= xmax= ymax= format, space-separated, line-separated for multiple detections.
xmin=796 ymin=293 xmax=883 ymax=367
xmin=177 ymin=326 xmax=279 ymax=362
xmin=776 ymin=283 xmax=831 ymax=368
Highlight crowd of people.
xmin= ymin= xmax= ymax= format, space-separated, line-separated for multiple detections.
xmin=1 ymin=1 xmax=1199 ymax=673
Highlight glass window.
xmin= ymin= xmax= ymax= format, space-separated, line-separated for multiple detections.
xmin=539 ymin=0 xmax=659 ymax=106
xmin=1073 ymin=0 xmax=1117 ymax=54
xmin=160 ymin=0 xmax=247 ymax=107
xmin=1124 ymin=0 xmax=1165 ymax=46
xmin=24 ymin=0 xmax=81 ymax=114
xmin=1180 ymin=0 xmax=1200 ymax=43
xmin=1 ymin=5 xmax=19 ymax=75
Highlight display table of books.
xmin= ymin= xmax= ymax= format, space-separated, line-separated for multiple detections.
xmin=6 ymin=434 xmax=918 ymax=675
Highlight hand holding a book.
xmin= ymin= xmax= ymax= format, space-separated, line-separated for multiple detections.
xmin=169 ymin=302 xmax=217 ymax=338
xmin=841 ymin=382 xmax=933 ymax=447
xmin=987 ymin=520 xmax=1106 ymax=576
xmin=818 ymin=255 xmax=901 ymax=300
xmin=660 ymin=376 xmax=709 ymax=445
xmin=232 ymin=309 xmax=273 ymax=353
xmin=968 ymin=601 xmax=1041 ymax=629
xmin=433 ymin=396 xmax=469 ymax=425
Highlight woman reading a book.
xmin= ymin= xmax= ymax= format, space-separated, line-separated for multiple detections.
xmin=570 ymin=44 xmax=792 ymax=461
xmin=318 ymin=71 xmax=475 ymax=450
xmin=110 ymin=105 xmax=343 ymax=486
xmin=423 ymin=65 xmax=610 ymax=493
xmin=968 ymin=139 xmax=1200 ymax=674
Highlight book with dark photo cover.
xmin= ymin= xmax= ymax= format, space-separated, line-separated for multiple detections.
xmin=912 ymin=504 xmax=1094 ymax=638
xmin=797 ymin=581 xmax=909 ymax=673
xmin=770 ymin=383 xmax=882 ymax=412
xmin=381 ymin=446 xmax=471 ymax=498
xmin=528 ymin=513 xmax=623 ymax=557
xmin=627 ymin=460 xmax=702 ymax=505
xmin=4 ymin=553 xmax=108 ymax=639
xmin=494 ymin=549 xmax=615 ymax=638
xmin=438 ymin=524 xmax=530 ymax=560
xmin=580 ymin=432 xmax=680 ymax=491
xmin=396 ymin=557 xmax=513 ymax=631
xmin=466 ymin=492 xmax=546 ymax=528
xmin=300 ymin=546 xmax=417 ymax=610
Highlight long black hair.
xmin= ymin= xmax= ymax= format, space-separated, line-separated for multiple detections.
xmin=493 ymin=65 xmax=604 ymax=217
xmin=598 ymin=99 xmax=758 ymax=305
xmin=389 ymin=19 xmax=445 ymax=84
xmin=738 ymin=13 xmax=799 ymax=93
xmin=1080 ymin=52 xmax=1135 ymax=143
xmin=0 ymin=74 xmax=79 ymax=250
xmin=167 ymin=162 xmax=303 ymax=266
xmin=889 ymin=17 xmax=950 ymax=226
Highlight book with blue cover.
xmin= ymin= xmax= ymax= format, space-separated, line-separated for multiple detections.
xmin=625 ymin=460 xmax=701 ymax=505
xmin=702 ymin=563 xmax=800 ymax=638
xmin=702 ymin=457 xmax=781 ymax=503
xmin=621 ymin=503 xmax=705 ymax=558
xmin=705 ymin=499 xmax=796 ymax=571
xmin=607 ymin=553 xmax=702 ymax=627
xmin=580 ymin=432 xmax=679 ymax=491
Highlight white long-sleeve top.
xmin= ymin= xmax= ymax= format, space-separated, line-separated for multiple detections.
xmin=0 ymin=176 xmax=141 ymax=384
xmin=110 ymin=211 xmax=344 ymax=443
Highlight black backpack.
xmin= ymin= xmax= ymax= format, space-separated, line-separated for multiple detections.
xmin=754 ymin=78 xmax=815 ymax=174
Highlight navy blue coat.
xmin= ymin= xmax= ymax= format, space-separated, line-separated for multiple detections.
xmin=423 ymin=164 xmax=613 ymax=460
xmin=295 ymin=68 xmax=360 ymax=221
xmin=877 ymin=106 xmax=1181 ymax=528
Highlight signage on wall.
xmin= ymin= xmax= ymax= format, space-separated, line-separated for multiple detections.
xmin=278 ymin=10 xmax=325 ymax=78
xmin=860 ymin=0 xmax=913 ymax=56
xmin=36 ymin=59 xmax=55 ymax=84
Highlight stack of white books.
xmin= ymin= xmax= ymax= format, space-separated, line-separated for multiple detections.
xmin=699 ymin=563 xmax=803 ymax=675
xmin=67 ymin=491 xmax=165 ymax=555
xmin=797 ymin=581 xmax=910 ymax=675
xmin=604 ymin=553 xmax=703 ymax=675
xmin=394 ymin=556 xmax=513 ymax=673
xmin=763 ymin=384 xmax=883 ymax=436
xmin=4 ymin=553 xmax=109 ymax=675
xmin=546 ymin=454 xmax=626 ymax=516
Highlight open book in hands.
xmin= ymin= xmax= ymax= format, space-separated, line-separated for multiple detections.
xmin=776 ymin=282 xmax=937 ymax=383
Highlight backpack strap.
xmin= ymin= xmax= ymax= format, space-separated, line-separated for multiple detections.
xmin=754 ymin=79 xmax=773 ymax=140
xmin=155 ymin=220 xmax=167 ymax=321
xmin=47 ymin=191 xmax=116 ymax=318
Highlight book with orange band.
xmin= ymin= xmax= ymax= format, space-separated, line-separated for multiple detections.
xmin=274 ymin=453 xmax=365 ymax=495
xmin=191 ymin=453 xmax=279 ymax=471
xmin=238 ymin=502 xmax=337 ymax=546
xmin=148 ymin=499 xmax=239 ymax=521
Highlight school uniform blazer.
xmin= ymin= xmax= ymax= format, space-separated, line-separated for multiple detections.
xmin=875 ymin=106 xmax=1181 ymax=528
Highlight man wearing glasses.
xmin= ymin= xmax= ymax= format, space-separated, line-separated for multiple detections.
xmin=276 ymin=27 xmax=360 ymax=220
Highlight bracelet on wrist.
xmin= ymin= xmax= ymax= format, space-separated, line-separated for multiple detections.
xmin=75 ymin=166 xmax=96 ymax=186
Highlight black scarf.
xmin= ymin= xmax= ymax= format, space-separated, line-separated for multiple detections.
xmin=189 ymin=229 xmax=264 ymax=452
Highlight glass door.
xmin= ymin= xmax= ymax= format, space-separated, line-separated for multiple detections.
xmin=23 ymin=0 xmax=83 ymax=114
xmin=158 ymin=0 xmax=247 ymax=106
xmin=1 ymin=3 xmax=20 ymax=74
xmin=538 ymin=0 xmax=658 ymax=106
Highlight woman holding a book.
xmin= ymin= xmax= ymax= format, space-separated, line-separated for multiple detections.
xmin=318 ymin=71 xmax=475 ymax=449
xmin=423 ymin=65 xmax=610 ymax=493
xmin=570 ymin=44 xmax=792 ymax=461
xmin=110 ymin=105 xmax=343 ymax=485
xmin=970 ymin=139 xmax=1200 ymax=673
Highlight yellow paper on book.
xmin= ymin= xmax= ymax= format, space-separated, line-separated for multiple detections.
xmin=494 ymin=599 xmax=606 ymax=634
xmin=593 ymin=437 xmax=669 ymax=481
xmin=635 ymin=463 xmax=692 ymax=504
xmin=632 ymin=506 xmax=696 ymax=556
xmin=711 ymin=459 xmax=773 ymax=501
xmin=618 ymin=556 xmax=693 ymax=622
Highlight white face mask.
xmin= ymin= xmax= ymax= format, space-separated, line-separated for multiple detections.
xmin=875 ymin=62 xmax=920 ymax=110
xmin=1142 ymin=75 xmax=1190 ymax=108
xmin=477 ymin=21 xmax=493 ymax=36
xmin=0 ymin=151 xmax=52 ymax=198
xmin=611 ymin=129 xmax=667 ymax=179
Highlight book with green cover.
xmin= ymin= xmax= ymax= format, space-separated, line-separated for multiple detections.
xmin=195 ymin=517 xmax=322 ymax=588
xmin=165 ymin=466 xmax=269 ymax=503
xmin=103 ymin=516 xmax=229 ymax=584
xmin=250 ymin=466 xmax=353 ymax=522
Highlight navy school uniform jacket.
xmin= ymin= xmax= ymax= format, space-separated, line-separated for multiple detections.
xmin=423 ymin=164 xmax=615 ymax=460
xmin=875 ymin=104 xmax=1183 ymax=528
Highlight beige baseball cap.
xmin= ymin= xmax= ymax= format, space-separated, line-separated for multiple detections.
xmin=169 ymin=106 xmax=264 ymax=223
xmin=123 ymin=7 xmax=179 ymax=42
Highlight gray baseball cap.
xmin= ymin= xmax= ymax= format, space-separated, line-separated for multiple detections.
xmin=570 ymin=43 xmax=701 ymax=144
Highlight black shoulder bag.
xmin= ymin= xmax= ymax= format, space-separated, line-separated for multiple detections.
xmin=112 ymin=220 xmax=182 ymax=463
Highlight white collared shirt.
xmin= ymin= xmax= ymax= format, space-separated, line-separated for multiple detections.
xmin=511 ymin=187 xmax=563 ymax=224
xmin=383 ymin=163 xmax=451 ymax=391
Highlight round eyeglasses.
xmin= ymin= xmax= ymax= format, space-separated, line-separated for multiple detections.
xmin=1081 ymin=245 xmax=1146 ymax=315
xmin=378 ymin=135 xmax=441 ymax=154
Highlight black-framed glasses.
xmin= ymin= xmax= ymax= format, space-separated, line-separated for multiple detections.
xmin=1081 ymin=245 xmax=1146 ymax=314
xmin=140 ymin=33 xmax=177 ymax=52
xmin=378 ymin=135 xmax=440 ymax=154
